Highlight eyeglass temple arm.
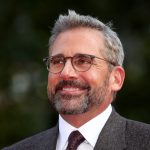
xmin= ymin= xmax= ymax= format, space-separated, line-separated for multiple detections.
xmin=94 ymin=56 xmax=116 ymax=66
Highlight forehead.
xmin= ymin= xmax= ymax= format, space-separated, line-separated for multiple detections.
xmin=50 ymin=28 xmax=105 ymax=57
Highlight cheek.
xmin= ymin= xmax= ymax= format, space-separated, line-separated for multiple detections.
xmin=48 ymin=73 xmax=60 ymax=88
xmin=80 ymin=67 xmax=109 ymax=88
xmin=81 ymin=71 xmax=101 ymax=87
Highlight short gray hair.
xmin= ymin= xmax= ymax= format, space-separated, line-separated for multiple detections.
xmin=49 ymin=10 xmax=124 ymax=70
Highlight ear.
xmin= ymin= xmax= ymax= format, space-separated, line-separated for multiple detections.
xmin=109 ymin=66 xmax=125 ymax=92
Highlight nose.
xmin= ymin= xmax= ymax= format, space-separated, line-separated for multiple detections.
xmin=60 ymin=59 xmax=79 ymax=81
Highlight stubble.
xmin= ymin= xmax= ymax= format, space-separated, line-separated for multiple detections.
xmin=47 ymin=74 xmax=110 ymax=115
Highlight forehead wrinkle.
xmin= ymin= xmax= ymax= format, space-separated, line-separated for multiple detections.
xmin=50 ymin=28 xmax=106 ymax=57
xmin=51 ymin=52 xmax=96 ymax=58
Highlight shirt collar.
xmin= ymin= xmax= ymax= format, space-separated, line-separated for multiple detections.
xmin=58 ymin=104 xmax=112 ymax=149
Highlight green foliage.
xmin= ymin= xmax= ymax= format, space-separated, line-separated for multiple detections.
xmin=0 ymin=0 xmax=150 ymax=148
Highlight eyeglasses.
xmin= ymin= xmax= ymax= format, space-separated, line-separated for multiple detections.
xmin=43 ymin=53 xmax=116 ymax=74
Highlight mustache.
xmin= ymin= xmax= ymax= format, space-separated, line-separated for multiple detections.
xmin=55 ymin=80 xmax=91 ymax=93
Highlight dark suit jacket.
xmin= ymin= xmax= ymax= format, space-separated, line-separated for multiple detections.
xmin=2 ymin=108 xmax=150 ymax=150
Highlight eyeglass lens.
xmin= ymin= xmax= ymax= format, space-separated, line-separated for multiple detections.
xmin=47 ymin=54 xmax=92 ymax=73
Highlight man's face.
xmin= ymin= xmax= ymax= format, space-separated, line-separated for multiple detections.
xmin=47 ymin=28 xmax=111 ymax=115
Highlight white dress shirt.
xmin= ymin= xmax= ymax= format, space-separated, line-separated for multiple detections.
xmin=56 ymin=105 xmax=112 ymax=150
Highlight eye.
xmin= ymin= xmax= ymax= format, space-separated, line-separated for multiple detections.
xmin=75 ymin=57 xmax=91 ymax=65
xmin=53 ymin=59 xmax=63 ymax=64
xmin=78 ymin=59 xmax=89 ymax=64
xmin=51 ymin=57 xmax=64 ymax=65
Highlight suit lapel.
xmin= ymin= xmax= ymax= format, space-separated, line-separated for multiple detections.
xmin=94 ymin=107 xmax=126 ymax=150
xmin=48 ymin=123 xmax=59 ymax=150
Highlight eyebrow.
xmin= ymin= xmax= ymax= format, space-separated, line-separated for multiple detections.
xmin=51 ymin=53 xmax=64 ymax=57
xmin=51 ymin=53 xmax=86 ymax=57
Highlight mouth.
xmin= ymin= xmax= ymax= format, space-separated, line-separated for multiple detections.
xmin=57 ymin=86 xmax=86 ymax=95
xmin=61 ymin=87 xmax=80 ymax=91
xmin=54 ymin=80 xmax=91 ymax=94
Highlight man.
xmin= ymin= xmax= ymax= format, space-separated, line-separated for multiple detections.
xmin=2 ymin=10 xmax=150 ymax=150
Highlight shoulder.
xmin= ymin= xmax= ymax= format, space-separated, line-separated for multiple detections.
xmin=126 ymin=119 xmax=150 ymax=134
xmin=2 ymin=125 xmax=59 ymax=150
xmin=125 ymin=119 xmax=150 ymax=149
xmin=109 ymin=108 xmax=150 ymax=149
xmin=111 ymin=107 xmax=150 ymax=137
xmin=125 ymin=119 xmax=150 ymax=138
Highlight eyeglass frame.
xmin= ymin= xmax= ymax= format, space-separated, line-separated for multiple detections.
xmin=43 ymin=53 xmax=116 ymax=74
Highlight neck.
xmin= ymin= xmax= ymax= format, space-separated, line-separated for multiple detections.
xmin=60 ymin=102 xmax=111 ymax=128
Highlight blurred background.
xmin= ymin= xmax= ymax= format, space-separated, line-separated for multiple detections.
xmin=0 ymin=0 xmax=150 ymax=148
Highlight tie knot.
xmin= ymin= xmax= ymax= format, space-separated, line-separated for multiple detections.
xmin=67 ymin=131 xmax=85 ymax=150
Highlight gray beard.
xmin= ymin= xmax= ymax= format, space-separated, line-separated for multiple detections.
xmin=47 ymin=74 xmax=110 ymax=115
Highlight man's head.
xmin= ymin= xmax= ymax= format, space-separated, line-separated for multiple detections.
xmin=46 ymin=10 xmax=125 ymax=116
xmin=49 ymin=10 xmax=124 ymax=70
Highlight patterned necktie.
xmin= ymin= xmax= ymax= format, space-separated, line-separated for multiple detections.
xmin=66 ymin=130 xmax=85 ymax=150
